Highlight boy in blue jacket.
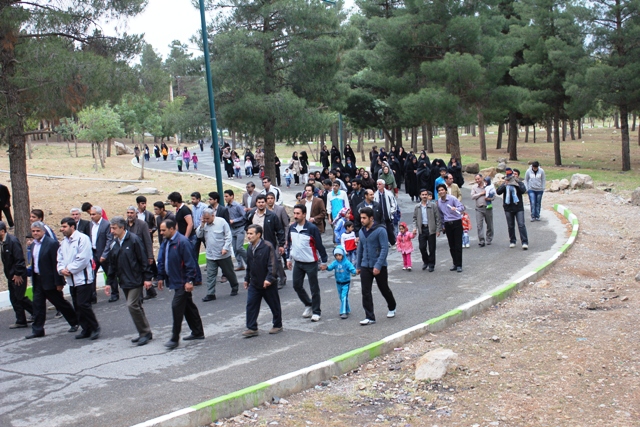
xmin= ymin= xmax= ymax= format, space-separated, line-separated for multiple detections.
xmin=326 ymin=245 xmax=357 ymax=319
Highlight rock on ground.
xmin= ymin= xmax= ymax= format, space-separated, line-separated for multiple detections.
xmin=570 ymin=173 xmax=594 ymax=190
xmin=114 ymin=141 xmax=134 ymax=155
xmin=134 ymin=187 xmax=159 ymax=195
xmin=548 ymin=179 xmax=560 ymax=192
xmin=496 ymin=162 xmax=506 ymax=173
xmin=479 ymin=167 xmax=497 ymax=178
xmin=414 ymin=348 xmax=458 ymax=381
xmin=632 ymin=187 xmax=640 ymax=206
xmin=465 ymin=163 xmax=480 ymax=174
xmin=117 ymin=185 xmax=139 ymax=194
xmin=559 ymin=178 xmax=570 ymax=190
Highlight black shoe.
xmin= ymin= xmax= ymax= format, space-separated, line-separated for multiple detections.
xmin=277 ymin=283 xmax=285 ymax=290
xmin=422 ymin=264 xmax=429 ymax=271
xmin=91 ymin=292 xmax=98 ymax=304
xmin=108 ymin=296 xmax=119 ymax=303
xmin=137 ymin=334 xmax=153 ymax=346
xmin=479 ymin=243 xmax=485 ymax=247
xmin=25 ymin=332 xmax=45 ymax=339
xmin=75 ymin=331 xmax=91 ymax=339
xmin=143 ymin=293 xmax=157 ymax=300
xmin=131 ymin=336 xmax=141 ymax=343
xmin=428 ymin=266 xmax=434 ymax=272
xmin=450 ymin=266 xmax=457 ymax=271
xmin=457 ymin=266 xmax=463 ymax=273
xmin=164 ymin=340 xmax=179 ymax=349
xmin=183 ymin=334 xmax=204 ymax=341
xmin=68 ymin=325 xmax=79 ymax=333
xmin=27 ymin=316 xmax=34 ymax=323
xmin=90 ymin=327 xmax=101 ymax=340
xmin=230 ymin=289 xmax=238 ymax=296
xmin=202 ymin=294 xmax=216 ymax=302
xmin=54 ymin=311 xmax=63 ymax=319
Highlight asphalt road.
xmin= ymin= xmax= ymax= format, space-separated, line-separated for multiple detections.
xmin=0 ymin=148 xmax=566 ymax=427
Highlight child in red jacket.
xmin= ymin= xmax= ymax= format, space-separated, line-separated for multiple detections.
xmin=462 ymin=211 xmax=472 ymax=248
xmin=396 ymin=222 xmax=416 ymax=271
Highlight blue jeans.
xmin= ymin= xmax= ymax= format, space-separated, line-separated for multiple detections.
xmin=336 ymin=282 xmax=351 ymax=315
xmin=234 ymin=168 xmax=241 ymax=178
xmin=462 ymin=231 xmax=469 ymax=246
xmin=527 ymin=190 xmax=544 ymax=219
xmin=504 ymin=210 xmax=528 ymax=245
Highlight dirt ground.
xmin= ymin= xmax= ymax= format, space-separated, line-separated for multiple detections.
xmin=210 ymin=190 xmax=640 ymax=427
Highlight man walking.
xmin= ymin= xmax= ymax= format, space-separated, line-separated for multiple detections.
xmin=197 ymin=208 xmax=239 ymax=301
xmin=224 ymin=189 xmax=248 ymax=271
xmin=356 ymin=207 xmax=397 ymax=325
xmin=259 ymin=176 xmax=283 ymax=205
xmin=412 ymin=189 xmax=441 ymax=272
xmin=106 ymin=217 xmax=153 ymax=346
xmin=373 ymin=179 xmax=397 ymax=245
xmin=57 ymin=217 xmax=101 ymax=340
xmin=286 ymin=204 xmax=327 ymax=322
xmin=153 ymin=201 xmax=175 ymax=245
xmin=436 ymin=184 xmax=465 ymax=272
xmin=242 ymin=182 xmax=258 ymax=212
xmin=497 ymin=168 xmax=529 ymax=249
xmin=303 ymin=184 xmax=326 ymax=233
xmin=89 ymin=206 xmax=114 ymax=302
xmin=1 ymin=221 xmax=33 ymax=329
xmin=245 ymin=196 xmax=285 ymax=287
xmin=168 ymin=192 xmax=203 ymax=286
xmin=326 ymin=180 xmax=349 ymax=223
xmin=470 ymin=174 xmax=494 ymax=247
xmin=354 ymin=189 xmax=383 ymax=234
xmin=157 ymin=219 xmax=205 ymax=349
xmin=125 ymin=206 xmax=158 ymax=300
xmin=242 ymin=224 xmax=282 ymax=337
xmin=525 ymin=161 xmax=546 ymax=221
xmin=207 ymin=192 xmax=230 ymax=223
xmin=28 ymin=221 xmax=78 ymax=339
xmin=0 ymin=182 xmax=13 ymax=227
xmin=266 ymin=193 xmax=290 ymax=289
xmin=70 ymin=208 xmax=91 ymax=236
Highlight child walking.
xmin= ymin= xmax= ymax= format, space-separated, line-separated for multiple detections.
xmin=326 ymin=246 xmax=357 ymax=319
xmin=244 ymin=157 xmax=253 ymax=177
xmin=192 ymin=153 xmax=199 ymax=170
xmin=234 ymin=157 xmax=242 ymax=178
xmin=462 ymin=211 xmax=472 ymax=248
xmin=339 ymin=221 xmax=357 ymax=264
xmin=284 ymin=168 xmax=293 ymax=188
xmin=396 ymin=222 xmax=415 ymax=271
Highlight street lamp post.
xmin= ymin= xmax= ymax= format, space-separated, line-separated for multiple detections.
xmin=199 ymin=0 xmax=224 ymax=195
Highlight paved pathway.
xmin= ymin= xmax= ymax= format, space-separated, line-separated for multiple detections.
xmin=0 ymin=147 xmax=565 ymax=427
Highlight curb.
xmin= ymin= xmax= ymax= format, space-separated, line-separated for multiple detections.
xmin=131 ymin=204 xmax=579 ymax=427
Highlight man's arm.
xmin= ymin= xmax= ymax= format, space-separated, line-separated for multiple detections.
xmin=139 ymin=221 xmax=154 ymax=259
xmin=222 ymin=221 xmax=233 ymax=252
xmin=265 ymin=244 xmax=277 ymax=285
xmin=374 ymin=229 xmax=389 ymax=271
xmin=100 ymin=226 xmax=113 ymax=260
xmin=313 ymin=225 xmax=328 ymax=264
xmin=184 ymin=213 xmax=193 ymax=237
xmin=10 ymin=238 xmax=26 ymax=277
xmin=180 ymin=239 xmax=197 ymax=282
xmin=135 ymin=237 xmax=153 ymax=281
xmin=273 ymin=215 xmax=285 ymax=248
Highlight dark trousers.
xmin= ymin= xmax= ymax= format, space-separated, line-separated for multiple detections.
xmin=444 ymin=219 xmax=463 ymax=267
xmin=69 ymin=284 xmax=100 ymax=334
xmin=245 ymin=284 xmax=282 ymax=331
xmin=123 ymin=287 xmax=151 ymax=336
xmin=8 ymin=279 xmax=33 ymax=324
xmin=31 ymin=276 xmax=78 ymax=335
xmin=171 ymin=287 xmax=204 ymax=341
xmin=504 ymin=210 xmax=529 ymax=245
xmin=205 ymin=256 xmax=239 ymax=296
xmin=418 ymin=226 xmax=436 ymax=267
xmin=1 ymin=205 xmax=13 ymax=227
xmin=360 ymin=266 xmax=396 ymax=321
xmin=188 ymin=235 xmax=204 ymax=284
xmin=275 ymin=168 xmax=281 ymax=186
xmin=383 ymin=220 xmax=396 ymax=245
xmin=292 ymin=261 xmax=321 ymax=315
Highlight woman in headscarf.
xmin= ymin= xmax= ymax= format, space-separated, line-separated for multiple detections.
xmin=380 ymin=165 xmax=398 ymax=194
xmin=388 ymin=153 xmax=402 ymax=191
xmin=299 ymin=151 xmax=310 ymax=184
xmin=343 ymin=144 xmax=356 ymax=166
xmin=447 ymin=156 xmax=464 ymax=188
xmin=416 ymin=157 xmax=431 ymax=199
xmin=330 ymin=145 xmax=341 ymax=163
xmin=429 ymin=158 xmax=446 ymax=196
xmin=404 ymin=154 xmax=419 ymax=202
xmin=331 ymin=156 xmax=344 ymax=172
xmin=255 ymin=147 xmax=265 ymax=168
xmin=360 ymin=170 xmax=376 ymax=190
xmin=319 ymin=145 xmax=330 ymax=169
xmin=222 ymin=148 xmax=234 ymax=178
xmin=290 ymin=151 xmax=301 ymax=185
xmin=320 ymin=167 xmax=330 ymax=180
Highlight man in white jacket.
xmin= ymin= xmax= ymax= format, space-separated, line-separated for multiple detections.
xmin=373 ymin=179 xmax=398 ymax=246
xmin=57 ymin=217 xmax=101 ymax=340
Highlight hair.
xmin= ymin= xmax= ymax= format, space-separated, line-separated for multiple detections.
xmin=420 ymin=188 xmax=429 ymax=194
xmin=110 ymin=216 xmax=127 ymax=229
xmin=0 ymin=221 xmax=6 ymax=232
xmin=224 ymin=189 xmax=235 ymax=197
xmin=30 ymin=221 xmax=46 ymax=231
xmin=436 ymin=183 xmax=447 ymax=192
xmin=360 ymin=207 xmax=374 ymax=218
xmin=191 ymin=191 xmax=202 ymax=200
xmin=255 ymin=194 xmax=267 ymax=203
xmin=202 ymin=207 xmax=215 ymax=217
xmin=265 ymin=192 xmax=276 ymax=199
xmin=162 ymin=218 xmax=177 ymax=229
xmin=293 ymin=203 xmax=307 ymax=214
xmin=246 ymin=181 xmax=255 ymax=189
xmin=136 ymin=195 xmax=147 ymax=204
xmin=153 ymin=201 xmax=166 ymax=210
xmin=344 ymin=220 xmax=354 ymax=229
xmin=60 ymin=217 xmax=77 ymax=228
xmin=70 ymin=207 xmax=81 ymax=214
xmin=532 ymin=161 xmax=540 ymax=168
xmin=332 ymin=180 xmax=340 ymax=186
xmin=167 ymin=192 xmax=183 ymax=203
xmin=513 ymin=168 xmax=521 ymax=176
xmin=295 ymin=192 xmax=302 ymax=199
xmin=81 ymin=202 xmax=93 ymax=212
xmin=127 ymin=205 xmax=137 ymax=212
xmin=476 ymin=173 xmax=484 ymax=179
xmin=262 ymin=176 xmax=271 ymax=183
xmin=376 ymin=179 xmax=385 ymax=185
xmin=364 ymin=189 xmax=374 ymax=196
xmin=92 ymin=206 xmax=103 ymax=215
xmin=208 ymin=192 xmax=220 ymax=202
xmin=322 ymin=179 xmax=332 ymax=186
xmin=247 ymin=224 xmax=263 ymax=237
xmin=305 ymin=183 xmax=314 ymax=191
xmin=30 ymin=209 xmax=44 ymax=220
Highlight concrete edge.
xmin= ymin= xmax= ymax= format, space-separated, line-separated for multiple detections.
xmin=130 ymin=204 xmax=579 ymax=427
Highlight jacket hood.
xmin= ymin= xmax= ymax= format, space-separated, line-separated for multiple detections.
xmin=333 ymin=245 xmax=347 ymax=257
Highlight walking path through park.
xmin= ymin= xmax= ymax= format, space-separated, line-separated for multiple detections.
xmin=0 ymin=147 xmax=566 ymax=427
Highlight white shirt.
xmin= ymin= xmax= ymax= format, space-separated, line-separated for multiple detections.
xmin=137 ymin=211 xmax=146 ymax=221
xmin=305 ymin=199 xmax=313 ymax=220
xmin=91 ymin=218 xmax=101 ymax=249
xmin=32 ymin=238 xmax=42 ymax=274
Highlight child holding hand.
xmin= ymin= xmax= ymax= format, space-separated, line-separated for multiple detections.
xmin=396 ymin=222 xmax=415 ymax=271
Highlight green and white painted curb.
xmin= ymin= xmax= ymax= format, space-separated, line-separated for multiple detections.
xmin=130 ymin=204 xmax=579 ymax=427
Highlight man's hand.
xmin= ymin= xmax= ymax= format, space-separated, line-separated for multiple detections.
xmin=356 ymin=269 xmax=360 ymax=275
xmin=278 ymin=247 xmax=285 ymax=255
xmin=143 ymin=281 xmax=152 ymax=290
xmin=373 ymin=268 xmax=380 ymax=276
xmin=59 ymin=268 xmax=71 ymax=277
xmin=320 ymin=264 xmax=327 ymax=271
xmin=148 ymin=258 xmax=154 ymax=265
xmin=436 ymin=232 xmax=441 ymax=237
xmin=244 ymin=281 xmax=249 ymax=290
xmin=56 ymin=285 xmax=64 ymax=292
xmin=185 ymin=282 xmax=194 ymax=292
xmin=157 ymin=280 xmax=164 ymax=291
xmin=263 ymin=280 xmax=271 ymax=288
xmin=309 ymin=217 xmax=315 ymax=223
xmin=104 ymin=285 xmax=111 ymax=295
xmin=12 ymin=275 xmax=24 ymax=285
xmin=287 ymin=261 xmax=292 ymax=270
xmin=99 ymin=257 xmax=106 ymax=263
xmin=221 ymin=249 xmax=228 ymax=256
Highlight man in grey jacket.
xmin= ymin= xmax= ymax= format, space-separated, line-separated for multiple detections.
xmin=412 ymin=189 xmax=441 ymax=272
xmin=524 ymin=161 xmax=546 ymax=221
xmin=266 ymin=192 xmax=289 ymax=289
xmin=197 ymin=208 xmax=239 ymax=301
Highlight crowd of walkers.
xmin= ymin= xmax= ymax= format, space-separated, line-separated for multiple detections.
xmin=2 ymin=143 xmax=545 ymax=346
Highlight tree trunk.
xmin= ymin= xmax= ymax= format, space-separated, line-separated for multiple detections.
xmin=358 ymin=132 xmax=366 ymax=161
xmin=422 ymin=125 xmax=427 ymax=151
xmin=263 ymin=117 xmax=277 ymax=180
xmin=614 ymin=111 xmax=619 ymax=129
xmin=106 ymin=136 xmax=112 ymax=157
xmin=330 ymin=123 xmax=338 ymax=148
xmin=26 ymin=134 xmax=33 ymax=159
xmin=411 ymin=127 xmax=418 ymax=152
xmin=525 ymin=126 xmax=529 ymax=142
xmin=92 ymin=143 xmax=99 ymax=171
xmin=394 ymin=126 xmax=403 ymax=149
xmin=471 ymin=124 xmax=476 ymax=137
xmin=620 ymin=105 xmax=630 ymax=171
xmin=426 ymin=124 xmax=434 ymax=153
xmin=508 ymin=111 xmax=518 ymax=161
xmin=570 ymin=120 xmax=575 ymax=140
xmin=632 ymin=113 xmax=636 ymax=132
xmin=577 ymin=118 xmax=582 ymax=139
xmin=478 ymin=110 xmax=487 ymax=161
xmin=533 ymin=124 xmax=536 ymax=143
xmin=546 ymin=117 xmax=552 ymax=142
xmin=139 ymin=150 xmax=145 ymax=179
xmin=553 ymin=109 xmax=562 ymax=166
xmin=562 ymin=118 xmax=567 ymax=141
xmin=496 ymin=123 xmax=504 ymax=149
xmin=445 ymin=124 xmax=461 ymax=160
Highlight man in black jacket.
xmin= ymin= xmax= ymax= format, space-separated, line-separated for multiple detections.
xmin=28 ymin=221 xmax=78 ymax=339
xmin=242 ymin=224 xmax=282 ymax=337
xmin=70 ymin=208 xmax=91 ymax=236
xmin=107 ymin=217 xmax=154 ymax=346
xmin=354 ymin=189 xmax=383 ymax=234
xmin=89 ymin=206 xmax=115 ymax=302
xmin=244 ymin=195 xmax=285 ymax=254
xmin=126 ymin=206 xmax=158 ymax=300
xmin=1 ymin=221 xmax=33 ymax=328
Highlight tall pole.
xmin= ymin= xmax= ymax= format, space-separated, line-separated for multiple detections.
xmin=199 ymin=0 xmax=224 ymax=195
xmin=339 ymin=113 xmax=344 ymax=155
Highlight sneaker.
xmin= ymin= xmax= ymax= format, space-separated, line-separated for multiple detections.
xmin=407 ymin=266 xmax=412 ymax=271
xmin=54 ymin=311 xmax=63 ymax=319
xmin=242 ymin=329 xmax=259 ymax=338
xmin=302 ymin=306 xmax=313 ymax=318
xmin=340 ymin=314 xmax=348 ymax=319
xmin=387 ymin=310 xmax=396 ymax=318
xmin=269 ymin=327 xmax=283 ymax=334
xmin=509 ymin=243 xmax=516 ymax=248
xmin=522 ymin=243 xmax=529 ymax=250
xmin=531 ymin=218 xmax=535 ymax=222
xmin=311 ymin=314 xmax=321 ymax=322
xmin=9 ymin=323 xmax=28 ymax=329
xmin=402 ymin=267 xmax=406 ymax=270
xmin=359 ymin=319 xmax=376 ymax=326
